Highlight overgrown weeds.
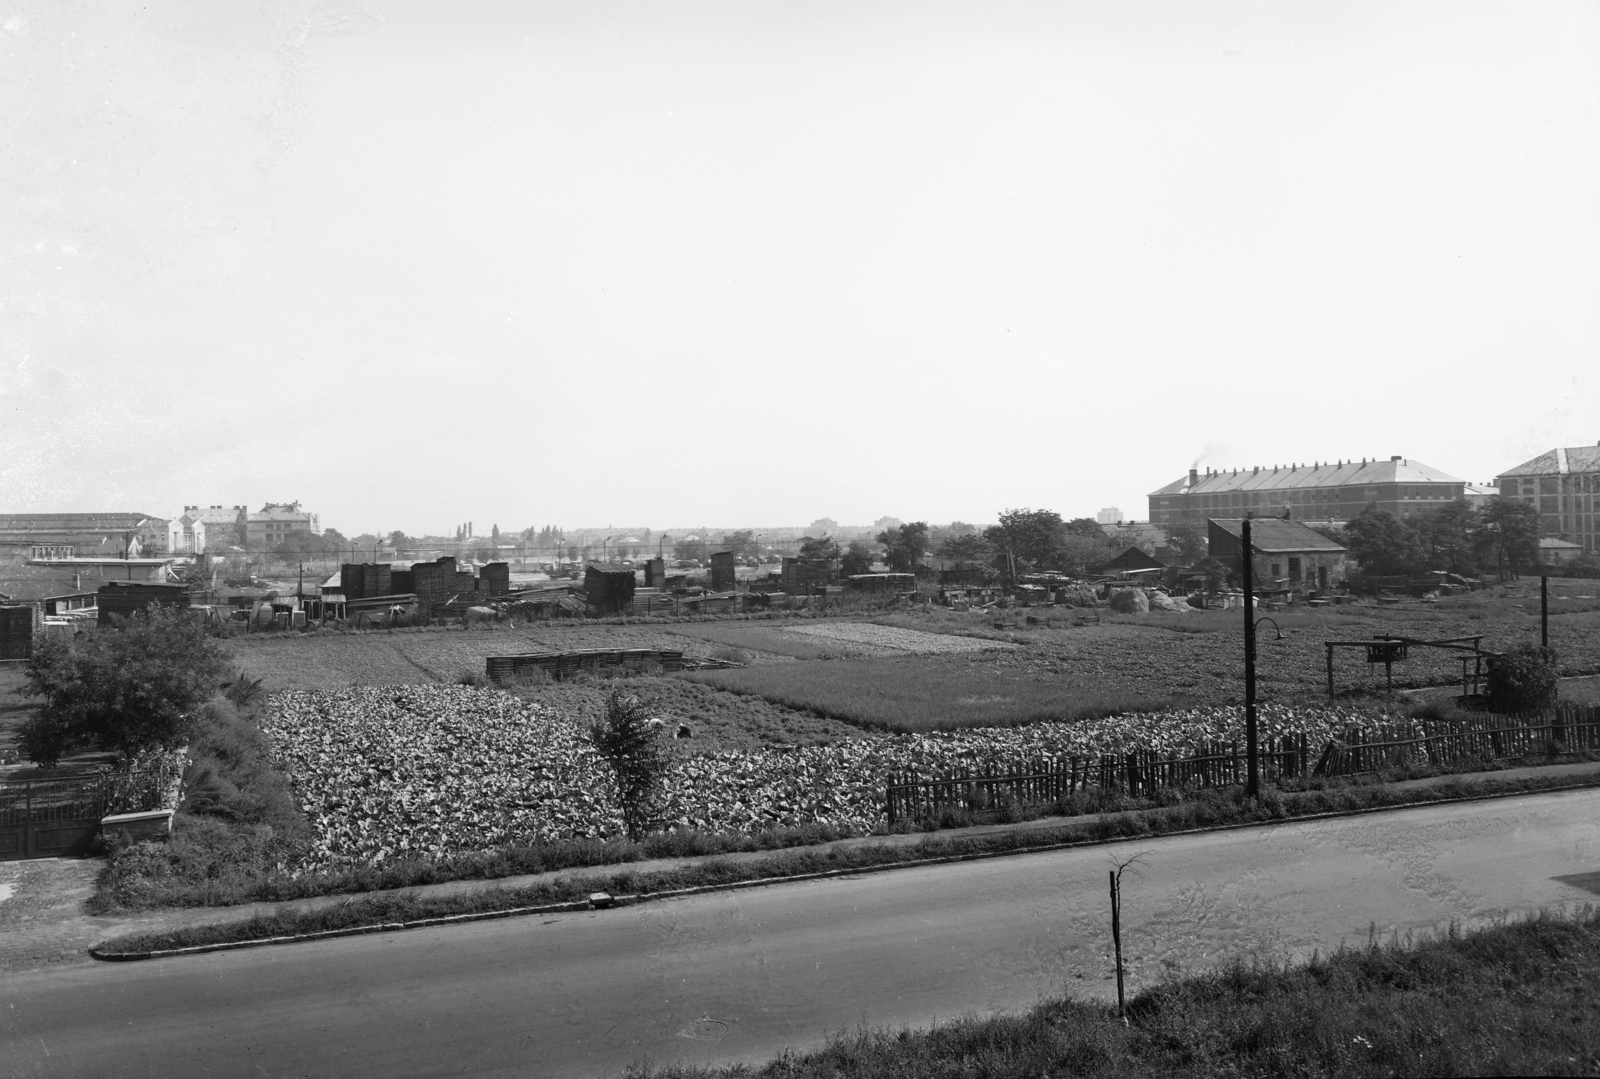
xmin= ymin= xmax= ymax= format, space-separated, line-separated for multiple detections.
xmin=622 ymin=906 xmax=1600 ymax=1077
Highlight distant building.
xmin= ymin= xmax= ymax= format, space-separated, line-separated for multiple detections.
xmin=246 ymin=502 xmax=320 ymax=549
xmin=807 ymin=518 xmax=839 ymax=533
xmin=1149 ymin=457 xmax=1465 ymax=527
xmin=0 ymin=513 xmax=168 ymax=559
xmin=1096 ymin=508 xmax=1124 ymax=524
xmin=1496 ymin=443 xmax=1600 ymax=554
xmin=170 ymin=505 xmax=247 ymax=553
xmin=872 ymin=516 xmax=902 ymax=531
xmin=1540 ymin=538 xmax=1584 ymax=565
xmin=1207 ymin=518 xmax=1348 ymax=594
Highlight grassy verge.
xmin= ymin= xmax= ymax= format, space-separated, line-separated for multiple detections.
xmin=625 ymin=905 xmax=1600 ymax=1078
xmin=95 ymin=768 xmax=1600 ymax=956
xmin=93 ymin=819 xmax=869 ymax=912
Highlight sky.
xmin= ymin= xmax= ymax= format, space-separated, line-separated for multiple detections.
xmin=2 ymin=0 xmax=1597 ymax=537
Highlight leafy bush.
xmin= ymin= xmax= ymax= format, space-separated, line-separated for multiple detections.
xmin=1487 ymin=645 xmax=1559 ymax=714
xmin=590 ymin=690 xmax=668 ymax=841
xmin=19 ymin=605 xmax=231 ymax=766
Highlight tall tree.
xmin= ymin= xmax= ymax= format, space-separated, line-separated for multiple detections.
xmin=1343 ymin=505 xmax=1426 ymax=576
xmin=1163 ymin=519 xmax=1208 ymax=564
xmin=1476 ymin=497 xmax=1540 ymax=580
xmin=876 ymin=521 xmax=930 ymax=573
xmin=983 ymin=509 xmax=1066 ymax=573
xmin=1415 ymin=499 xmax=1478 ymax=574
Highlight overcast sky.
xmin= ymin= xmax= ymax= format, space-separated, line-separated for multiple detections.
xmin=3 ymin=1 xmax=1596 ymax=536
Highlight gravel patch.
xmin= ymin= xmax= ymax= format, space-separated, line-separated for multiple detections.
xmin=779 ymin=623 xmax=1015 ymax=655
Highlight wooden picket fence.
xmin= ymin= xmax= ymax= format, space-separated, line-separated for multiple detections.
xmin=884 ymin=705 xmax=1600 ymax=824
xmin=1314 ymin=703 xmax=1600 ymax=778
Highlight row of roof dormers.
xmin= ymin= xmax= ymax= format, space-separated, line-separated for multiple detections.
xmin=1149 ymin=456 xmax=1464 ymax=498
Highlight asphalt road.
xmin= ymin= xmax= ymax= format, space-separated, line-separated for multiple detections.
xmin=5 ymin=789 xmax=1600 ymax=1079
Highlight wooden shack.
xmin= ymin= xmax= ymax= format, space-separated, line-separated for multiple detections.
xmin=96 ymin=582 xmax=190 ymax=625
xmin=846 ymin=573 xmax=917 ymax=595
xmin=0 ymin=604 xmax=33 ymax=659
xmin=584 ymin=562 xmax=637 ymax=614
xmin=709 ymin=551 xmax=737 ymax=591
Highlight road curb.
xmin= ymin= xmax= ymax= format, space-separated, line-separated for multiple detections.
xmin=89 ymin=772 xmax=1600 ymax=963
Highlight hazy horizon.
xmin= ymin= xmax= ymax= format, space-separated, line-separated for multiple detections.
xmin=4 ymin=1 xmax=1596 ymax=536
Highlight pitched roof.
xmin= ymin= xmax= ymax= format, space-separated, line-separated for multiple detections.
xmin=1149 ymin=458 xmax=1462 ymax=497
xmin=1208 ymin=518 xmax=1347 ymax=553
xmin=1499 ymin=445 xmax=1600 ymax=477
xmin=0 ymin=577 xmax=96 ymax=602
xmin=584 ymin=562 xmax=636 ymax=575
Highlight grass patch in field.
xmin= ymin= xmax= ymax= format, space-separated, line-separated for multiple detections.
xmin=626 ymin=905 xmax=1600 ymax=1078
xmin=94 ymin=769 xmax=1600 ymax=954
xmin=664 ymin=622 xmax=848 ymax=660
xmin=683 ymin=654 xmax=1178 ymax=731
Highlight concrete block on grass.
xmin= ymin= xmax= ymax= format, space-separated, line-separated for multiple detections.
xmin=100 ymin=809 xmax=174 ymax=844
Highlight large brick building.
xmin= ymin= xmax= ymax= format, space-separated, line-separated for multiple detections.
xmin=246 ymin=502 xmax=320 ymax=549
xmin=1496 ymin=443 xmax=1600 ymax=555
xmin=0 ymin=513 xmax=168 ymax=559
xmin=1148 ymin=456 xmax=1465 ymax=527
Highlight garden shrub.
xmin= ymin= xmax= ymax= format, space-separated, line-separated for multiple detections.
xmin=590 ymin=690 xmax=669 ymax=841
xmin=1486 ymin=645 xmax=1559 ymax=714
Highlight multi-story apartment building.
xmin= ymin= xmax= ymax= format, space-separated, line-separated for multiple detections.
xmin=169 ymin=505 xmax=247 ymax=553
xmin=1148 ymin=456 xmax=1465 ymax=527
xmin=246 ymin=502 xmax=321 ymax=548
xmin=1496 ymin=443 xmax=1600 ymax=554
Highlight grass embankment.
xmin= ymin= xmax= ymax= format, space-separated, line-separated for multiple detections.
xmin=95 ymin=768 xmax=1600 ymax=956
xmin=627 ymin=906 xmax=1600 ymax=1078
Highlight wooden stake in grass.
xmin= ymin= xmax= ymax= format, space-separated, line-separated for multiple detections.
xmin=1109 ymin=853 xmax=1148 ymax=1022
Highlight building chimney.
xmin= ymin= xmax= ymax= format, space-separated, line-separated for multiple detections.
xmin=1189 ymin=468 xmax=1198 ymax=488
xmin=1391 ymin=455 xmax=1401 ymax=462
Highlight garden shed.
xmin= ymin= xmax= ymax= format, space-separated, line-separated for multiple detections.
xmin=1207 ymin=517 xmax=1347 ymax=595
xmin=584 ymin=562 xmax=637 ymax=614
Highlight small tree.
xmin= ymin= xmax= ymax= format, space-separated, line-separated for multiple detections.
xmin=797 ymin=534 xmax=841 ymax=561
xmin=20 ymin=605 xmax=232 ymax=767
xmin=840 ymin=540 xmax=876 ymax=576
xmin=1486 ymin=645 xmax=1559 ymax=715
xmin=589 ymin=690 xmax=668 ymax=841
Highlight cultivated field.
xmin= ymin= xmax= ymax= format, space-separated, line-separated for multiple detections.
xmin=263 ymin=683 xmax=1381 ymax=867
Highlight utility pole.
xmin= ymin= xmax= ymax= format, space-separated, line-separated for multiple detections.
xmin=1542 ymin=575 xmax=1549 ymax=649
xmin=1243 ymin=517 xmax=1259 ymax=799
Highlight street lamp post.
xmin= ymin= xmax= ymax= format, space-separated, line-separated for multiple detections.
xmin=1243 ymin=517 xmax=1258 ymax=797
xmin=1241 ymin=517 xmax=1287 ymax=799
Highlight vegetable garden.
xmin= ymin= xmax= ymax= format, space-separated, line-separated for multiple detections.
xmin=265 ymin=685 xmax=1413 ymax=870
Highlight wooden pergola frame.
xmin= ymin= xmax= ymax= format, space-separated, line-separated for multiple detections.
xmin=1323 ymin=635 xmax=1502 ymax=698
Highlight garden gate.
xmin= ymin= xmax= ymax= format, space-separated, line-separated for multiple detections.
xmin=0 ymin=771 xmax=172 ymax=860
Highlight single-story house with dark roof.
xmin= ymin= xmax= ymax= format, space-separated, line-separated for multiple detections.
xmin=0 ymin=577 xmax=99 ymax=618
xmin=1207 ymin=517 xmax=1348 ymax=594
xmin=1093 ymin=546 xmax=1165 ymax=577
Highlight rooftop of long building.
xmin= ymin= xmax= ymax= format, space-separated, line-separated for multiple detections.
xmin=1498 ymin=444 xmax=1600 ymax=476
xmin=1149 ymin=456 xmax=1462 ymax=497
